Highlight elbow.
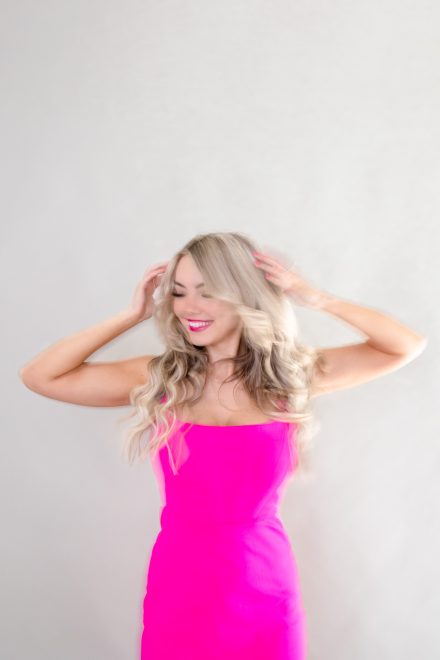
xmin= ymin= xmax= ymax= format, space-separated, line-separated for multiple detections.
xmin=19 ymin=367 xmax=40 ymax=390
xmin=416 ymin=335 xmax=428 ymax=349
xmin=407 ymin=336 xmax=428 ymax=358
xmin=19 ymin=371 xmax=33 ymax=389
xmin=18 ymin=366 xmax=28 ymax=383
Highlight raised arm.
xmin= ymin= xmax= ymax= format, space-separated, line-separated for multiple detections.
xmin=309 ymin=297 xmax=427 ymax=396
xmin=19 ymin=310 xmax=155 ymax=407
xmin=19 ymin=261 xmax=169 ymax=407
xmin=252 ymin=250 xmax=427 ymax=397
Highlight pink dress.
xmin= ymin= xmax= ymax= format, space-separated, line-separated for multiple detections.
xmin=140 ymin=407 xmax=307 ymax=659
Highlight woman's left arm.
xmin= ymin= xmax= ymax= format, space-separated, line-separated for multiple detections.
xmin=306 ymin=295 xmax=427 ymax=397
xmin=315 ymin=296 xmax=427 ymax=356
xmin=252 ymin=250 xmax=428 ymax=396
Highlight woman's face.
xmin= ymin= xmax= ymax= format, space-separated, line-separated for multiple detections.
xmin=171 ymin=254 xmax=242 ymax=346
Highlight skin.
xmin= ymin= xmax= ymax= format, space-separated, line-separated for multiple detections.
xmin=172 ymin=254 xmax=244 ymax=384
xmin=171 ymin=253 xmax=286 ymax=423
xmin=171 ymin=251 xmax=427 ymax=417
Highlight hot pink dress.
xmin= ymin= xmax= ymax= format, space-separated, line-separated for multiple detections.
xmin=140 ymin=407 xmax=307 ymax=659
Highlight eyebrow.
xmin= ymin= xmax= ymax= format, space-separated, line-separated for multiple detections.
xmin=173 ymin=280 xmax=205 ymax=288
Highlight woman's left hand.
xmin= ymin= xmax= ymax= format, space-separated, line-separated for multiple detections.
xmin=252 ymin=250 xmax=332 ymax=309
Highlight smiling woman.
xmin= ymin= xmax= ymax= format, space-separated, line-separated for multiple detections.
xmin=120 ymin=232 xmax=325 ymax=474
xmin=19 ymin=229 xmax=427 ymax=660
xmin=164 ymin=255 xmax=248 ymax=357
xmin=120 ymin=232 xmax=426 ymax=659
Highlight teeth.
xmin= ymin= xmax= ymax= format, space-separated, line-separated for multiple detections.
xmin=189 ymin=321 xmax=212 ymax=327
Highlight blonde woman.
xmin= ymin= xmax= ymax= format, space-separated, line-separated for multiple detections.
xmin=20 ymin=232 xmax=427 ymax=659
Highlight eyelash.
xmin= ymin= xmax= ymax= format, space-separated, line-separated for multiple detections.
xmin=171 ymin=292 xmax=212 ymax=298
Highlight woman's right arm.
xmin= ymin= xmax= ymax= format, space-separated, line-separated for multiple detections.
xmin=19 ymin=310 xmax=155 ymax=407
xmin=18 ymin=261 xmax=169 ymax=407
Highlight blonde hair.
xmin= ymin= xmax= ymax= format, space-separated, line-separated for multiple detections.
xmin=117 ymin=231 xmax=326 ymax=477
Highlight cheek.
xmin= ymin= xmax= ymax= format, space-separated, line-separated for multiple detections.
xmin=217 ymin=315 xmax=239 ymax=330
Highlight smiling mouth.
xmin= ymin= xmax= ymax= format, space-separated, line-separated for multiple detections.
xmin=187 ymin=320 xmax=214 ymax=331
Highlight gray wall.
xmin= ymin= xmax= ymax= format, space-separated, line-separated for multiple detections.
xmin=2 ymin=1 xmax=438 ymax=659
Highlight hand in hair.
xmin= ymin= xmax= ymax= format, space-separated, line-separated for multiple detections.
xmin=126 ymin=261 xmax=170 ymax=322
xmin=252 ymin=250 xmax=331 ymax=309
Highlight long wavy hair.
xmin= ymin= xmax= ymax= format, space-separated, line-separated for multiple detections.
xmin=117 ymin=232 xmax=326 ymax=477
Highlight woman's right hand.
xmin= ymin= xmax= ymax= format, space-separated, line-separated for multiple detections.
xmin=126 ymin=261 xmax=169 ymax=323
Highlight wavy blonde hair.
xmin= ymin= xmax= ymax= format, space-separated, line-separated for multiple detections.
xmin=117 ymin=231 xmax=326 ymax=477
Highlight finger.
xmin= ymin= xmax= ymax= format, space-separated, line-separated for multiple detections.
xmin=255 ymin=249 xmax=294 ymax=271
xmin=254 ymin=260 xmax=271 ymax=271
xmin=253 ymin=249 xmax=279 ymax=261
xmin=255 ymin=262 xmax=279 ymax=277
xmin=254 ymin=258 xmax=283 ymax=273
xmin=253 ymin=250 xmax=272 ymax=260
xmin=253 ymin=252 xmax=284 ymax=269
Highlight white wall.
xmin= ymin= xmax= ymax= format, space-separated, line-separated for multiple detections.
xmin=2 ymin=1 xmax=438 ymax=658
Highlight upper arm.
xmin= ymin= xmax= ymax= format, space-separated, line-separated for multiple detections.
xmin=20 ymin=354 xmax=156 ymax=407
xmin=310 ymin=340 xmax=427 ymax=398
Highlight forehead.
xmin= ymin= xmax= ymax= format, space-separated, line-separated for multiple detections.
xmin=174 ymin=254 xmax=204 ymax=283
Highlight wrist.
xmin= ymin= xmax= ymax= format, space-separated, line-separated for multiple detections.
xmin=308 ymin=290 xmax=338 ymax=311
xmin=118 ymin=308 xmax=147 ymax=327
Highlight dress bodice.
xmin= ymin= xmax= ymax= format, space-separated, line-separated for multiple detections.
xmin=150 ymin=417 xmax=298 ymax=531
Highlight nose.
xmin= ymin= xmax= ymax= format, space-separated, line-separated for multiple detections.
xmin=182 ymin=297 xmax=205 ymax=314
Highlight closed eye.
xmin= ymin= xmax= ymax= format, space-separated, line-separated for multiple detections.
xmin=171 ymin=292 xmax=212 ymax=298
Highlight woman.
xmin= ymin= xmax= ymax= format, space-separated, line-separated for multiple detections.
xmin=20 ymin=231 xmax=427 ymax=659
